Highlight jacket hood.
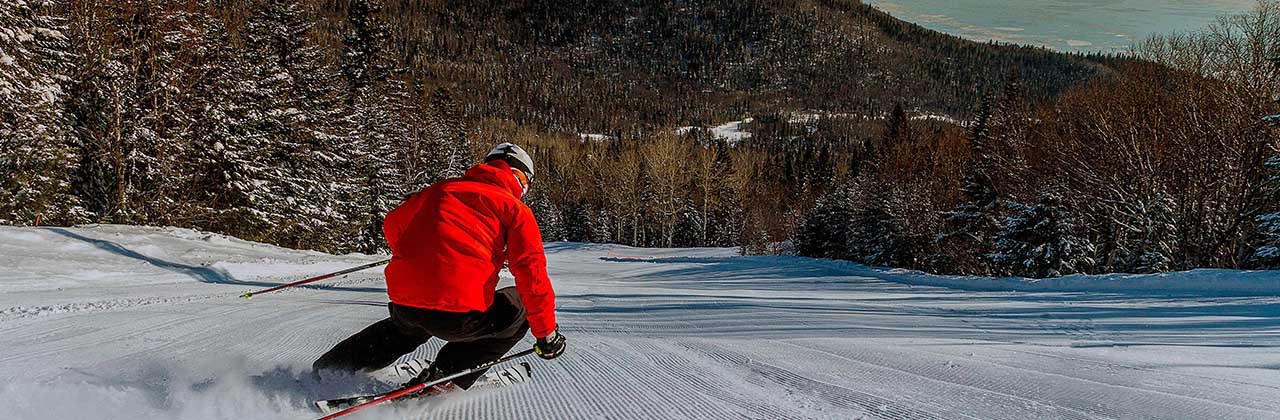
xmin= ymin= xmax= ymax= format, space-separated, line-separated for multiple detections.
xmin=463 ymin=160 xmax=525 ymax=199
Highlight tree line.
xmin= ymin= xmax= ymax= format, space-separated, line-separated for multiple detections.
xmin=2 ymin=0 xmax=471 ymax=253
xmin=1 ymin=0 xmax=1099 ymax=255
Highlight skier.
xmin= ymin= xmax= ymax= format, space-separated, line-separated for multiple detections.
xmin=313 ymin=143 xmax=566 ymax=395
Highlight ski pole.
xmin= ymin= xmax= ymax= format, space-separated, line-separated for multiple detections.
xmin=317 ymin=348 xmax=538 ymax=420
xmin=239 ymin=258 xmax=391 ymax=299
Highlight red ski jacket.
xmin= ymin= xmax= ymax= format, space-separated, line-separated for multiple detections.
xmin=382 ymin=160 xmax=557 ymax=339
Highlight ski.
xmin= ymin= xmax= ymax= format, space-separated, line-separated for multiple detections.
xmin=314 ymin=362 xmax=533 ymax=415
xmin=368 ymin=358 xmax=432 ymax=385
xmin=315 ymin=395 xmax=377 ymax=414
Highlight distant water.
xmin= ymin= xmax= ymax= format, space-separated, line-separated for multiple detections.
xmin=872 ymin=0 xmax=1256 ymax=52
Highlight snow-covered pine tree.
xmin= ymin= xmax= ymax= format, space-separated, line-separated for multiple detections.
xmin=400 ymin=86 xmax=469 ymax=190
xmin=145 ymin=4 xmax=210 ymax=224
xmin=0 ymin=0 xmax=86 ymax=226
xmin=429 ymin=87 xmax=472 ymax=180
xmin=589 ymin=200 xmax=614 ymax=244
xmin=1253 ymin=156 xmax=1280 ymax=268
xmin=184 ymin=8 xmax=289 ymax=235
xmin=347 ymin=87 xmax=405 ymax=253
xmin=932 ymin=96 xmax=999 ymax=275
xmin=341 ymin=0 xmax=410 ymax=253
xmin=849 ymin=182 xmax=907 ymax=267
xmin=990 ymin=193 xmax=1095 ymax=278
xmin=795 ymin=185 xmax=857 ymax=260
xmin=881 ymin=103 xmax=911 ymax=152
xmin=561 ymin=195 xmax=604 ymax=243
xmin=64 ymin=4 xmax=127 ymax=221
xmin=238 ymin=0 xmax=353 ymax=248
xmin=556 ymin=199 xmax=584 ymax=243
xmin=526 ymin=189 xmax=564 ymax=241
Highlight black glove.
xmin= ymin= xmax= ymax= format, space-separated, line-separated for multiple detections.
xmin=535 ymin=329 xmax=566 ymax=360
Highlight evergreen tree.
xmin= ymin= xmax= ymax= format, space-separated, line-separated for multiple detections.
xmin=991 ymin=193 xmax=1095 ymax=278
xmin=882 ymin=102 xmax=911 ymax=150
xmin=341 ymin=0 xmax=409 ymax=253
xmin=403 ymin=86 xmax=470 ymax=189
xmin=347 ymin=86 xmax=406 ymax=253
xmin=795 ymin=186 xmax=857 ymax=260
xmin=588 ymin=201 xmax=614 ymax=243
xmin=527 ymin=190 xmax=564 ymax=242
xmin=850 ymin=183 xmax=907 ymax=266
xmin=1252 ymin=156 xmax=1280 ymax=268
xmin=429 ymin=87 xmax=472 ymax=180
xmin=0 ymin=0 xmax=85 ymax=225
xmin=932 ymin=96 xmax=999 ymax=275
xmin=186 ymin=9 xmax=281 ymax=233
xmin=240 ymin=0 xmax=352 ymax=248
xmin=560 ymin=199 xmax=592 ymax=243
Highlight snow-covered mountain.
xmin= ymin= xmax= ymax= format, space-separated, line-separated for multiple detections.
xmin=1 ymin=225 xmax=1277 ymax=419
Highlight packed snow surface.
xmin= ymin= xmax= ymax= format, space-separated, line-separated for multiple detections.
xmin=2 ymin=225 xmax=1278 ymax=419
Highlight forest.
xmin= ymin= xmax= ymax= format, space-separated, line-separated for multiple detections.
xmin=2 ymin=0 xmax=1278 ymax=276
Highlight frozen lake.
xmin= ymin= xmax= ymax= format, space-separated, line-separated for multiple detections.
xmin=872 ymin=0 xmax=1256 ymax=52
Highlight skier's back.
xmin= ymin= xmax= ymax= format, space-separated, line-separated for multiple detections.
xmin=314 ymin=143 xmax=566 ymax=391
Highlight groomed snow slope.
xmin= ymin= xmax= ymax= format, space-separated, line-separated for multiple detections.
xmin=1 ymin=225 xmax=1278 ymax=419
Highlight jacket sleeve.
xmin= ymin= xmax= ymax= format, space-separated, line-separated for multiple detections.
xmin=506 ymin=203 xmax=558 ymax=338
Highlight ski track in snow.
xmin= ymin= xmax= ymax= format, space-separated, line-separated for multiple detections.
xmin=0 ymin=273 xmax=382 ymax=323
xmin=1 ymin=226 xmax=1279 ymax=419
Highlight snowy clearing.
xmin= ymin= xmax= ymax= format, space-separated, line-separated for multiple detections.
xmin=1 ymin=225 xmax=1278 ymax=419
xmin=676 ymin=118 xmax=754 ymax=144
xmin=578 ymin=133 xmax=615 ymax=142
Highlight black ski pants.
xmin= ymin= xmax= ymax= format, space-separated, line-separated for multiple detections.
xmin=313 ymin=286 xmax=529 ymax=388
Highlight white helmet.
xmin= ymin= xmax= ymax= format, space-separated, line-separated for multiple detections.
xmin=485 ymin=143 xmax=535 ymax=181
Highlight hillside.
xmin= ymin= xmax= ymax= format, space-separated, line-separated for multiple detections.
xmin=2 ymin=225 xmax=1278 ymax=419
xmin=1 ymin=0 xmax=1111 ymax=253
xmin=353 ymin=0 xmax=1106 ymax=132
